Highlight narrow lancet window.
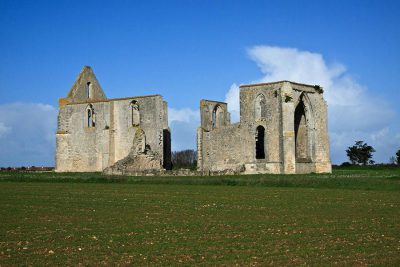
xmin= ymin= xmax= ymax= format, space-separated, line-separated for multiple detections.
xmin=86 ymin=104 xmax=95 ymax=127
xmin=255 ymin=94 xmax=266 ymax=120
xmin=294 ymin=99 xmax=308 ymax=160
xmin=130 ymin=100 xmax=140 ymax=126
xmin=255 ymin=125 xmax=265 ymax=159
xmin=87 ymin=82 xmax=93 ymax=99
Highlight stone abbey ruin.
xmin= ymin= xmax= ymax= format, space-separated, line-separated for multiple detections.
xmin=197 ymin=81 xmax=331 ymax=174
xmin=56 ymin=66 xmax=171 ymax=173
xmin=56 ymin=67 xmax=331 ymax=175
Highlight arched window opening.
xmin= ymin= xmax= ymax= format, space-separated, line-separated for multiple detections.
xmin=212 ymin=105 xmax=224 ymax=129
xmin=86 ymin=104 xmax=95 ymax=127
xmin=130 ymin=100 xmax=140 ymax=126
xmin=87 ymin=82 xmax=93 ymax=99
xmin=212 ymin=108 xmax=216 ymax=128
xmin=294 ymin=100 xmax=308 ymax=160
xmin=255 ymin=125 xmax=265 ymax=159
xmin=255 ymin=94 xmax=266 ymax=119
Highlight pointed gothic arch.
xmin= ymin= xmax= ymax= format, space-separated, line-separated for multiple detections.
xmin=86 ymin=104 xmax=95 ymax=127
xmin=212 ymin=105 xmax=224 ymax=129
xmin=86 ymin=82 xmax=93 ymax=99
xmin=130 ymin=100 xmax=140 ymax=126
xmin=255 ymin=94 xmax=267 ymax=120
xmin=294 ymin=93 xmax=315 ymax=161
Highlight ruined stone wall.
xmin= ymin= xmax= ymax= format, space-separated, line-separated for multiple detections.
xmin=197 ymin=81 xmax=331 ymax=174
xmin=199 ymin=124 xmax=249 ymax=172
xmin=56 ymin=101 xmax=111 ymax=172
xmin=200 ymin=100 xmax=230 ymax=131
xmin=239 ymin=85 xmax=282 ymax=163
xmin=111 ymin=95 xmax=166 ymax=164
xmin=56 ymin=95 xmax=169 ymax=172
xmin=288 ymin=84 xmax=331 ymax=173
xmin=198 ymin=85 xmax=284 ymax=173
xmin=293 ymin=88 xmax=331 ymax=173
xmin=56 ymin=66 xmax=171 ymax=173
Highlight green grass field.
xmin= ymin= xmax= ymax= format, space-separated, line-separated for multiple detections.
xmin=0 ymin=167 xmax=399 ymax=265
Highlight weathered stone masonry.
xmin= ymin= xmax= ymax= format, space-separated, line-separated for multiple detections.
xmin=197 ymin=81 xmax=332 ymax=174
xmin=56 ymin=66 xmax=171 ymax=172
xmin=56 ymin=68 xmax=331 ymax=175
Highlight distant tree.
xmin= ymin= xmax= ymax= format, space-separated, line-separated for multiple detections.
xmin=389 ymin=156 xmax=396 ymax=164
xmin=171 ymin=150 xmax=197 ymax=169
xmin=396 ymin=149 xmax=400 ymax=165
xmin=346 ymin=141 xmax=376 ymax=165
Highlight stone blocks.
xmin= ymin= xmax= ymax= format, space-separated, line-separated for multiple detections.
xmin=197 ymin=81 xmax=332 ymax=174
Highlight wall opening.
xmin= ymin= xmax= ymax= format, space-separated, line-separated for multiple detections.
xmin=255 ymin=94 xmax=266 ymax=120
xmin=163 ymin=129 xmax=172 ymax=170
xmin=255 ymin=125 xmax=265 ymax=159
xmin=86 ymin=104 xmax=95 ymax=127
xmin=294 ymin=100 xmax=309 ymax=161
xmin=212 ymin=105 xmax=224 ymax=129
xmin=87 ymin=82 xmax=93 ymax=99
xmin=130 ymin=100 xmax=140 ymax=126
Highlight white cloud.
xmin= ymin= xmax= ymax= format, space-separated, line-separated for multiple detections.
xmin=0 ymin=103 xmax=57 ymax=167
xmin=168 ymin=107 xmax=198 ymax=123
xmin=224 ymin=83 xmax=240 ymax=122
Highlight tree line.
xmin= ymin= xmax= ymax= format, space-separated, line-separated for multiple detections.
xmin=171 ymin=149 xmax=197 ymax=170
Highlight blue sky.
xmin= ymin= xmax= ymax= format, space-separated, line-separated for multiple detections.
xmin=0 ymin=0 xmax=399 ymax=166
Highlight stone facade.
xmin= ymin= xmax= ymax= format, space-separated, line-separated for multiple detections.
xmin=56 ymin=68 xmax=331 ymax=175
xmin=197 ymin=81 xmax=332 ymax=174
xmin=55 ymin=66 xmax=171 ymax=172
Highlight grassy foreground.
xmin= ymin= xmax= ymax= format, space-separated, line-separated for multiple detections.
xmin=0 ymin=167 xmax=399 ymax=265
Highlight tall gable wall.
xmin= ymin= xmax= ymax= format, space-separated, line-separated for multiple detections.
xmin=56 ymin=66 xmax=171 ymax=173
xmin=66 ymin=66 xmax=106 ymax=102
